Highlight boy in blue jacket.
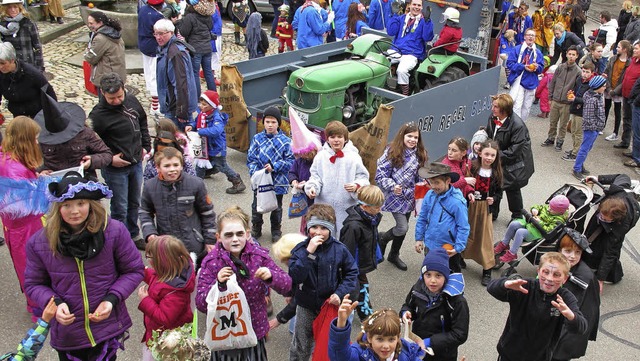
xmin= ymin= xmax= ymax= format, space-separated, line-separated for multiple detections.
xmin=288 ymin=204 xmax=358 ymax=361
xmin=187 ymin=90 xmax=246 ymax=194
xmin=414 ymin=162 xmax=469 ymax=273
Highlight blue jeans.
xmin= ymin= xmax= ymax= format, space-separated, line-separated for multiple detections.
xmin=101 ymin=162 xmax=143 ymax=238
xmin=191 ymin=52 xmax=216 ymax=98
xmin=574 ymin=130 xmax=598 ymax=172
xmin=633 ymin=104 xmax=640 ymax=163
xmin=271 ymin=5 xmax=279 ymax=36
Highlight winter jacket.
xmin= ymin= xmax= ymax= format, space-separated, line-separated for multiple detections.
xmin=138 ymin=264 xmax=196 ymax=343
xmin=0 ymin=317 xmax=51 ymax=361
xmin=90 ymin=91 xmax=151 ymax=165
xmin=332 ymin=0 xmax=359 ymax=39
xmin=548 ymin=61 xmax=581 ymax=103
xmin=486 ymin=112 xmax=535 ymax=190
xmin=552 ymin=260 xmax=600 ymax=359
xmin=605 ymin=53 xmax=630 ymax=96
xmin=582 ymin=90 xmax=605 ymax=132
xmin=569 ymin=75 xmax=592 ymax=116
xmin=387 ymin=14 xmax=434 ymax=60
xmin=140 ymin=173 xmax=216 ymax=253
xmin=624 ymin=17 xmax=640 ymax=43
xmin=507 ymin=13 xmax=533 ymax=44
xmin=0 ymin=17 xmax=43 ymax=70
xmin=488 ymin=277 xmax=587 ymax=361
xmin=583 ymin=174 xmax=639 ymax=283
xmin=289 ymin=235 xmax=358 ymax=312
xmin=598 ymin=19 xmax=619 ymax=58
xmin=367 ymin=0 xmax=392 ymax=31
xmin=276 ymin=16 xmax=294 ymax=39
xmin=137 ymin=4 xmax=164 ymax=57
xmin=0 ymin=60 xmax=56 ymax=118
xmin=442 ymin=157 xmax=473 ymax=197
xmin=84 ymin=25 xmax=126 ymax=87
xmin=195 ymin=241 xmax=292 ymax=340
xmin=328 ymin=319 xmax=425 ymax=361
xmin=376 ymin=146 xmax=422 ymax=214
xmin=506 ymin=44 xmax=544 ymax=90
xmin=400 ymin=277 xmax=469 ymax=361
xmin=433 ymin=24 xmax=462 ymax=53
xmin=618 ymin=10 xmax=633 ymax=43
xmin=178 ymin=10 xmax=214 ymax=54
xmin=578 ymin=53 xmax=606 ymax=74
xmin=295 ymin=3 xmax=331 ymax=49
xmin=536 ymin=72 xmax=553 ymax=113
xmin=247 ymin=129 xmax=294 ymax=195
xmin=156 ymin=36 xmax=198 ymax=120
xmin=24 ymin=219 xmax=144 ymax=351
xmin=288 ymin=157 xmax=312 ymax=186
xmin=305 ymin=141 xmax=370 ymax=234
xmin=549 ymin=31 xmax=585 ymax=65
xmin=415 ymin=186 xmax=469 ymax=254
xmin=143 ymin=156 xmax=196 ymax=181
xmin=621 ymin=56 xmax=640 ymax=98
xmin=192 ymin=109 xmax=229 ymax=157
xmin=40 ymin=127 xmax=112 ymax=180
xmin=340 ymin=205 xmax=381 ymax=275
xmin=499 ymin=34 xmax=516 ymax=56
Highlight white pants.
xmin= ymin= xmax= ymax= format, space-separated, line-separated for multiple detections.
xmin=390 ymin=53 xmax=418 ymax=85
xmin=142 ymin=54 xmax=158 ymax=97
xmin=211 ymin=37 xmax=222 ymax=73
xmin=510 ymin=86 xmax=536 ymax=121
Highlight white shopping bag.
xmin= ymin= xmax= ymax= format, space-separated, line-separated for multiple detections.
xmin=250 ymin=168 xmax=278 ymax=213
xmin=205 ymin=274 xmax=258 ymax=351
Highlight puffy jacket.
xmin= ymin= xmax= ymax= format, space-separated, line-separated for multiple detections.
xmin=400 ymin=278 xmax=469 ymax=361
xmin=599 ymin=19 xmax=619 ymax=58
xmin=195 ymin=241 xmax=292 ymax=340
xmin=137 ymin=4 xmax=164 ymax=57
xmin=139 ymin=173 xmax=216 ymax=254
xmin=24 ymin=220 xmax=144 ymax=351
xmin=0 ymin=60 xmax=56 ymax=118
xmin=192 ymin=109 xmax=229 ymax=157
xmin=84 ymin=25 xmax=126 ymax=87
xmin=328 ymin=319 xmax=425 ymax=361
xmin=247 ymin=130 xmax=294 ymax=195
xmin=178 ymin=9 xmax=214 ymax=54
xmin=548 ymin=61 xmax=581 ymax=103
xmin=487 ymin=277 xmax=587 ymax=361
xmin=138 ymin=264 xmax=196 ymax=343
xmin=415 ymin=186 xmax=469 ymax=254
xmin=340 ymin=205 xmax=381 ymax=275
xmin=156 ymin=36 xmax=199 ymax=120
xmin=387 ymin=14 xmax=434 ymax=60
xmin=367 ymin=0 xmax=392 ymax=31
xmin=289 ymin=236 xmax=358 ymax=312
xmin=486 ymin=112 xmax=535 ymax=190
xmin=506 ymin=44 xmax=544 ymax=90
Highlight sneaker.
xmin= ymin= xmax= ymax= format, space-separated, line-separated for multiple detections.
xmin=562 ymin=153 xmax=576 ymax=161
xmin=605 ymin=133 xmax=619 ymax=141
xmin=554 ymin=143 xmax=563 ymax=152
xmin=499 ymin=250 xmax=518 ymax=263
xmin=494 ymin=241 xmax=509 ymax=255
xmin=572 ymin=170 xmax=584 ymax=181
xmin=598 ymin=131 xmax=604 ymax=135
xmin=564 ymin=150 xmax=573 ymax=156
xmin=541 ymin=139 xmax=554 ymax=147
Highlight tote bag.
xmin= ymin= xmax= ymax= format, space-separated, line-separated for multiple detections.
xmin=251 ymin=169 xmax=278 ymax=213
xmin=288 ymin=188 xmax=308 ymax=218
xmin=205 ymin=274 xmax=258 ymax=351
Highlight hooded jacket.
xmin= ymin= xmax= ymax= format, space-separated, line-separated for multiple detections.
xmin=138 ymin=264 xmax=196 ymax=343
xmin=24 ymin=219 xmax=144 ymax=351
xmin=598 ymin=19 xmax=619 ymax=58
xmin=156 ymin=36 xmax=198 ymax=120
xmin=415 ymin=185 xmax=469 ymax=254
xmin=84 ymin=25 xmax=126 ymax=87
xmin=0 ymin=60 xmax=56 ymax=118
xmin=340 ymin=205 xmax=382 ymax=275
xmin=177 ymin=9 xmax=214 ymax=54
xmin=90 ymin=92 xmax=152 ymax=165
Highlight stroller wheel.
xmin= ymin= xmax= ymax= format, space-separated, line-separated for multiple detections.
xmin=501 ymin=267 xmax=517 ymax=278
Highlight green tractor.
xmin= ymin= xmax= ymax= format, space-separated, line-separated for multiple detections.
xmin=285 ymin=33 xmax=470 ymax=130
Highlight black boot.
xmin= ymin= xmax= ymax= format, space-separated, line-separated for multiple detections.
xmin=481 ymin=269 xmax=492 ymax=286
xmin=49 ymin=14 xmax=55 ymax=23
xmin=234 ymin=31 xmax=241 ymax=45
xmin=387 ymin=235 xmax=408 ymax=271
xmin=378 ymin=229 xmax=394 ymax=261
xmin=251 ymin=224 xmax=262 ymax=239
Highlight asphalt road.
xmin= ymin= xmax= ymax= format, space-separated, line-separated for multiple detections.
xmin=0 ymin=0 xmax=638 ymax=359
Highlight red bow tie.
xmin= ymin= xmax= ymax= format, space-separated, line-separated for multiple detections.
xmin=493 ymin=117 xmax=503 ymax=127
xmin=329 ymin=150 xmax=344 ymax=163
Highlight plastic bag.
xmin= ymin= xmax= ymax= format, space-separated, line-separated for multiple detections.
xmin=205 ymin=274 xmax=258 ymax=351
xmin=251 ymin=169 xmax=278 ymax=213
xmin=288 ymin=188 xmax=308 ymax=218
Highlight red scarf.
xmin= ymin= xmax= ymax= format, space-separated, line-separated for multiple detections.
xmin=196 ymin=109 xmax=214 ymax=129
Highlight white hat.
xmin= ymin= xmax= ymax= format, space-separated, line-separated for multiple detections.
xmin=1 ymin=0 xmax=24 ymax=5
xmin=443 ymin=7 xmax=460 ymax=23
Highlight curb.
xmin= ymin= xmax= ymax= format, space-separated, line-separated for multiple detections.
xmin=40 ymin=18 xmax=85 ymax=44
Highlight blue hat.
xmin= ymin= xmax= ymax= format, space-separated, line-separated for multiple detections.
xmin=589 ymin=75 xmax=606 ymax=90
xmin=421 ymin=248 xmax=451 ymax=282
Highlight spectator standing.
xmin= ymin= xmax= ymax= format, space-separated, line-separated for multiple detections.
xmin=0 ymin=0 xmax=44 ymax=71
xmin=597 ymin=11 xmax=619 ymax=63
xmin=507 ymin=2 xmax=533 ymax=44
xmin=549 ymin=23 xmax=585 ymax=65
xmin=154 ymin=18 xmax=198 ymax=130
xmin=567 ymin=4 xmax=587 ymax=42
xmin=506 ymin=28 xmax=544 ymax=121
xmin=137 ymin=0 xmax=164 ymax=116
xmin=178 ymin=4 xmax=216 ymax=100
xmin=614 ymin=41 xmax=640 ymax=150
xmin=542 ymin=45 xmax=581 ymax=152
xmin=84 ymin=11 xmax=127 ymax=90
xmin=623 ymin=6 xmax=640 ymax=43
xmin=90 ymin=72 xmax=151 ymax=249
xmin=572 ymin=75 xmax=607 ymax=180
xmin=563 ymin=61 xmax=595 ymax=162
xmin=604 ymin=40 xmax=631 ymax=142
xmin=578 ymin=43 xmax=606 ymax=74
xmin=616 ymin=1 xmax=633 ymax=47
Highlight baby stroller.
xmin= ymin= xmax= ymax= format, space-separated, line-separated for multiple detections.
xmin=494 ymin=182 xmax=596 ymax=277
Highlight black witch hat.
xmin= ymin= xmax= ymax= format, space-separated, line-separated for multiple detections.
xmin=34 ymin=84 xmax=86 ymax=144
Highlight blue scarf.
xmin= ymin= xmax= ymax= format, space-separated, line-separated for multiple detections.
xmin=556 ymin=31 xmax=567 ymax=46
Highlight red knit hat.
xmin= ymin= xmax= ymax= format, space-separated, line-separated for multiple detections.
xmin=200 ymin=90 xmax=222 ymax=110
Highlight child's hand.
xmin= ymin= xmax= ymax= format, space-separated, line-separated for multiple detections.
xmin=402 ymin=310 xmax=412 ymax=323
xmin=138 ymin=285 xmax=149 ymax=300
xmin=306 ymin=235 xmax=324 ymax=254
xmin=264 ymin=163 xmax=273 ymax=173
xmin=344 ymin=183 xmax=358 ymax=192
xmin=467 ymin=192 xmax=475 ymax=203
xmin=306 ymin=187 xmax=317 ymax=199
xmin=56 ymin=303 xmax=75 ymax=326
xmin=185 ymin=125 xmax=193 ymax=132
xmin=217 ymin=266 xmax=234 ymax=283
xmin=336 ymin=294 xmax=358 ymax=328
xmin=42 ymin=296 xmax=57 ymax=323
xmin=393 ymin=184 xmax=402 ymax=195
xmin=551 ymin=294 xmax=575 ymax=320
xmin=254 ymin=267 xmax=272 ymax=281
xmin=268 ymin=318 xmax=281 ymax=330
xmin=89 ymin=301 xmax=113 ymax=323
xmin=464 ymin=177 xmax=476 ymax=187
xmin=415 ymin=241 xmax=425 ymax=254
xmin=445 ymin=248 xmax=457 ymax=257
xmin=530 ymin=208 xmax=539 ymax=217
xmin=328 ymin=293 xmax=341 ymax=305
xmin=504 ymin=279 xmax=529 ymax=294
xmin=487 ymin=197 xmax=494 ymax=205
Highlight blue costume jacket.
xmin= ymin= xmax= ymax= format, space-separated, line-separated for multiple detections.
xmin=387 ymin=14 xmax=434 ymax=60
xmin=137 ymin=5 xmax=164 ymax=57
xmin=331 ymin=0 xmax=360 ymax=39
xmin=367 ymin=0 xmax=392 ymax=30
xmin=506 ymin=44 xmax=544 ymax=90
xmin=295 ymin=4 xmax=331 ymax=49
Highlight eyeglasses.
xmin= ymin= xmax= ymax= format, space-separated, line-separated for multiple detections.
xmin=153 ymin=31 xmax=171 ymax=37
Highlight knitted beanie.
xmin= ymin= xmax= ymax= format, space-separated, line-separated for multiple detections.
xmin=470 ymin=128 xmax=489 ymax=146
xmin=549 ymin=194 xmax=570 ymax=215
xmin=200 ymin=90 xmax=222 ymax=110
xmin=589 ymin=75 xmax=606 ymax=90
xmin=421 ymin=248 xmax=451 ymax=282
xmin=263 ymin=106 xmax=282 ymax=126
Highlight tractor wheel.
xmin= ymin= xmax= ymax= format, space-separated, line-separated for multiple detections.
xmin=424 ymin=67 xmax=467 ymax=90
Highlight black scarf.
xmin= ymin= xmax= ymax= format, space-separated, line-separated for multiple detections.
xmin=59 ymin=227 xmax=105 ymax=260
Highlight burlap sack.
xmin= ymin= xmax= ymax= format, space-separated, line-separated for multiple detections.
xmin=220 ymin=65 xmax=251 ymax=152
xmin=349 ymin=105 xmax=393 ymax=184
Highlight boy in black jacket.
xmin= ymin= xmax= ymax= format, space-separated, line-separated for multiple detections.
xmin=340 ymin=185 xmax=385 ymax=321
xmin=400 ymin=248 xmax=469 ymax=361
xmin=487 ymin=252 xmax=588 ymax=361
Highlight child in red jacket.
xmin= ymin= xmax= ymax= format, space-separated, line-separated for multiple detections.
xmin=138 ymin=235 xmax=196 ymax=361
xmin=432 ymin=7 xmax=462 ymax=55
xmin=276 ymin=4 xmax=294 ymax=53
xmin=535 ymin=64 xmax=557 ymax=118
